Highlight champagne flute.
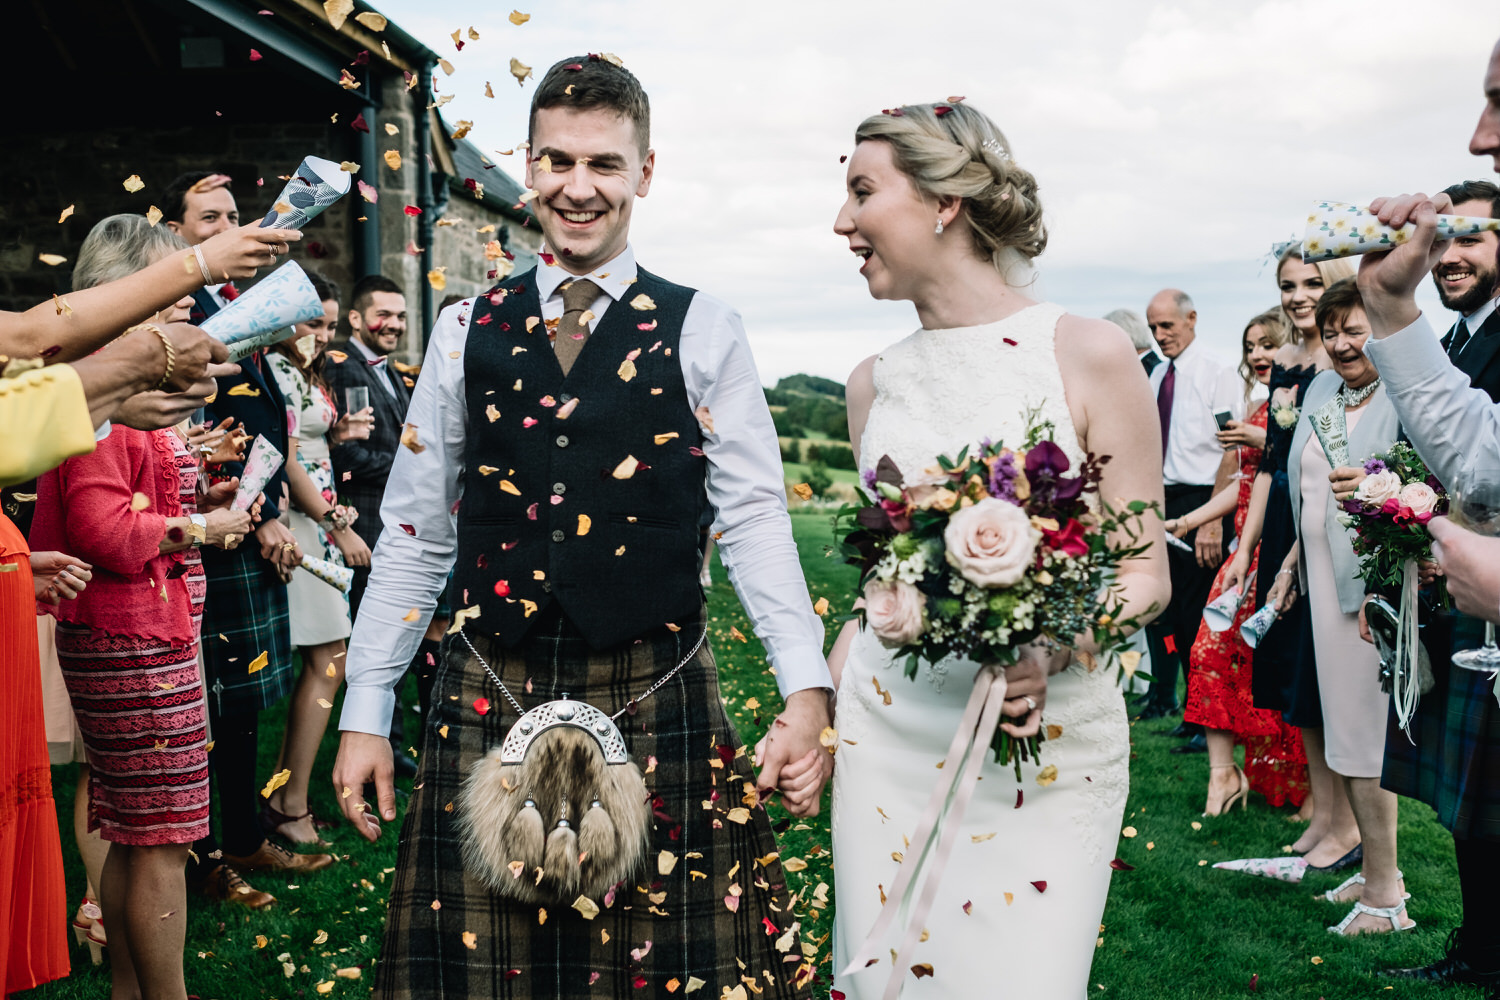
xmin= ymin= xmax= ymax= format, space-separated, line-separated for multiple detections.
xmin=1450 ymin=466 xmax=1500 ymax=672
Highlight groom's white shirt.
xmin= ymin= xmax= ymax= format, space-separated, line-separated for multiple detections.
xmin=339 ymin=245 xmax=832 ymax=737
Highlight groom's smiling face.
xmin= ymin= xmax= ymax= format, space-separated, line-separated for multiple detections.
xmin=527 ymin=106 xmax=654 ymax=276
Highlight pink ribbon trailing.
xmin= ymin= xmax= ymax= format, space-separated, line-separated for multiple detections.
xmin=840 ymin=665 xmax=1010 ymax=999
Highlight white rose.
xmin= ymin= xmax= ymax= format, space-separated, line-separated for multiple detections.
xmin=942 ymin=497 xmax=1040 ymax=588
xmin=1397 ymin=482 xmax=1439 ymax=515
xmin=1354 ymin=469 xmax=1403 ymax=505
xmin=863 ymin=580 xmax=926 ymax=647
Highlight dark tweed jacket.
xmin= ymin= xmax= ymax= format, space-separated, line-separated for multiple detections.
xmin=325 ymin=341 xmax=412 ymax=548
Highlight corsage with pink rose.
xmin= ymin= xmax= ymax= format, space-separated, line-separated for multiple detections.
xmin=835 ymin=412 xmax=1160 ymax=772
xmin=1337 ymin=442 xmax=1450 ymax=732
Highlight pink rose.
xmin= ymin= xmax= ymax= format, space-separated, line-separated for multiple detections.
xmin=1355 ymin=469 xmax=1402 ymax=505
xmin=1397 ymin=482 xmax=1439 ymax=516
xmin=864 ymin=579 xmax=926 ymax=647
xmin=943 ymin=497 xmax=1040 ymax=588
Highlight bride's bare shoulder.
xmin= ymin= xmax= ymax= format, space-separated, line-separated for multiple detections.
xmin=1054 ymin=313 xmax=1138 ymax=371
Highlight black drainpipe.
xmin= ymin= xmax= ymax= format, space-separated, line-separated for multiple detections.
xmin=416 ymin=59 xmax=437 ymax=350
xmin=356 ymin=88 xmax=380 ymax=284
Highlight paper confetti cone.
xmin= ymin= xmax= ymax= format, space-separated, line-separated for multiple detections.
xmin=1202 ymin=584 xmax=1247 ymax=633
xmin=260 ymin=155 xmax=351 ymax=230
xmin=300 ymin=554 xmax=354 ymax=592
xmin=231 ymin=435 xmax=285 ymax=511
xmin=1302 ymin=199 xmax=1500 ymax=263
xmin=198 ymin=260 xmax=325 ymax=363
xmin=1239 ymin=602 xmax=1279 ymax=649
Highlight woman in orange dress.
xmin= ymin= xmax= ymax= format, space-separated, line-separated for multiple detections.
xmin=1172 ymin=309 xmax=1310 ymax=816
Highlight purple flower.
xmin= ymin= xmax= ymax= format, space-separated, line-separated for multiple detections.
xmin=1364 ymin=458 xmax=1387 ymax=475
xmin=862 ymin=467 xmax=878 ymax=491
xmin=989 ymin=450 xmax=1019 ymax=503
xmin=1025 ymin=441 xmax=1071 ymax=479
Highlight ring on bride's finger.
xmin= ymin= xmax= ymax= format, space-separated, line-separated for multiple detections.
xmin=1023 ymin=695 xmax=1037 ymax=711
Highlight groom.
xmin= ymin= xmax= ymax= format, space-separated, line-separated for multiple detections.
xmin=332 ymin=55 xmax=831 ymax=996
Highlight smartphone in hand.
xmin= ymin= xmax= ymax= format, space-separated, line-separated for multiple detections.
xmin=1213 ymin=410 xmax=1233 ymax=431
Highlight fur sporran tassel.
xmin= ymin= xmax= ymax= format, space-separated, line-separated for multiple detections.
xmin=459 ymin=724 xmax=652 ymax=903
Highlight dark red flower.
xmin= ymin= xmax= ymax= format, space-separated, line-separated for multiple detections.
xmin=1044 ymin=518 xmax=1090 ymax=558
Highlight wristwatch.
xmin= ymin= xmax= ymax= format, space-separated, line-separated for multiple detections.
xmin=187 ymin=513 xmax=207 ymax=547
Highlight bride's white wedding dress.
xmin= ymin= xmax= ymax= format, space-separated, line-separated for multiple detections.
xmin=831 ymin=303 xmax=1131 ymax=998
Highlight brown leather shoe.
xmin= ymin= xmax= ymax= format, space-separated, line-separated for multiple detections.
xmin=222 ymin=838 xmax=335 ymax=874
xmin=200 ymin=864 xmax=276 ymax=910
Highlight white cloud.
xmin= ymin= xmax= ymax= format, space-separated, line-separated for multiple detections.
xmin=378 ymin=0 xmax=1497 ymax=379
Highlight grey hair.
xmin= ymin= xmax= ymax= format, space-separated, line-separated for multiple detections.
xmin=73 ymin=214 xmax=190 ymax=291
xmin=1103 ymin=308 xmax=1154 ymax=352
xmin=1172 ymin=291 xmax=1195 ymax=316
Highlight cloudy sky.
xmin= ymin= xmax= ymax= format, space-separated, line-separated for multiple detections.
xmin=380 ymin=0 xmax=1496 ymax=384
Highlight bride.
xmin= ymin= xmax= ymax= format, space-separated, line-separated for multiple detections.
xmin=822 ymin=101 xmax=1169 ymax=997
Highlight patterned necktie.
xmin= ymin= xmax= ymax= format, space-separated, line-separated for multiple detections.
xmin=1449 ymin=318 xmax=1472 ymax=360
xmin=1156 ymin=360 xmax=1176 ymax=465
xmin=554 ymin=278 xmax=601 ymax=376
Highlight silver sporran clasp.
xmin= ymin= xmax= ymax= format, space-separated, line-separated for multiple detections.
xmin=500 ymin=697 xmax=630 ymax=764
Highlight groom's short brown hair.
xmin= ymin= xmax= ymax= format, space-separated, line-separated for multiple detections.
xmin=529 ymin=55 xmax=650 ymax=154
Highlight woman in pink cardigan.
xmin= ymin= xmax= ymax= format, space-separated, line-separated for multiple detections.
xmin=31 ymin=391 xmax=252 ymax=995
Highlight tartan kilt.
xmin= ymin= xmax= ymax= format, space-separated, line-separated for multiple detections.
xmin=198 ymin=545 xmax=293 ymax=715
xmin=376 ymin=605 xmax=814 ymax=999
xmin=1382 ymin=613 xmax=1500 ymax=840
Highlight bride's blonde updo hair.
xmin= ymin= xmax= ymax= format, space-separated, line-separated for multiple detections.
xmin=855 ymin=101 xmax=1045 ymax=280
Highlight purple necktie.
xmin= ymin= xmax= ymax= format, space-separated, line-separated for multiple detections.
xmin=1156 ymin=361 xmax=1175 ymax=464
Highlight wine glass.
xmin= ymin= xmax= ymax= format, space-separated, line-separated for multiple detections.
xmin=1450 ymin=466 xmax=1500 ymax=673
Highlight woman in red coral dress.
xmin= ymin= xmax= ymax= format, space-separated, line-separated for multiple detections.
xmin=1171 ymin=309 xmax=1310 ymax=816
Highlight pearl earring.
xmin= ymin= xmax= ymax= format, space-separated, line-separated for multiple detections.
xmin=935 ymin=218 xmax=944 ymax=235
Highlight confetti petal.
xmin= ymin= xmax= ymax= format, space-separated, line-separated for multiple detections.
xmin=260 ymin=768 xmax=291 ymax=798
xmin=123 ymin=174 xmax=145 ymax=193
xmin=573 ymin=895 xmax=600 ymax=919
xmin=247 ymin=651 xmax=269 ymax=673
xmin=510 ymin=57 xmax=533 ymax=85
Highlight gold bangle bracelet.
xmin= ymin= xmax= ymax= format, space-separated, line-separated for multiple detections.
xmin=130 ymin=323 xmax=175 ymax=390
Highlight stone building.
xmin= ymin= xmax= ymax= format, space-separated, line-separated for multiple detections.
xmin=3 ymin=0 xmax=538 ymax=363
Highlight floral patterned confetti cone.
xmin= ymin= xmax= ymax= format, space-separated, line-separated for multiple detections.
xmin=299 ymin=554 xmax=354 ymax=592
xmin=231 ymin=435 xmax=285 ymax=512
xmin=198 ymin=260 xmax=326 ymax=363
xmin=260 ymin=155 xmax=350 ymax=230
xmin=1302 ymin=199 xmax=1500 ymax=263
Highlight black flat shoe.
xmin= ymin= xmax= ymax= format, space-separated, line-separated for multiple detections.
xmin=1133 ymin=704 xmax=1178 ymax=721
xmin=1167 ymin=721 xmax=1199 ymax=738
xmin=1379 ymin=928 xmax=1500 ymax=986
xmin=1306 ymin=843 xmax=1362 ymax=873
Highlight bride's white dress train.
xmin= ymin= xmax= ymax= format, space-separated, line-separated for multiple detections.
xmin=831 ymin=303 xmax=1131 ymax=998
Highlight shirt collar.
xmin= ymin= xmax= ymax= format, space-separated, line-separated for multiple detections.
xmin=1168 ymin=337 xmax=1198 ymax=366
xmin=1462 ymin=293 xmax=1500 ymax=331
xmin=350 ymin=336 xmax=386 ymax=366
xmin=533 ymin=244 xmax=639 ymax=305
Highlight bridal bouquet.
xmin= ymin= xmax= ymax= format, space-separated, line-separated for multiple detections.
xmin=1337 ymin=443 xmax=1448 ymax=592
xmin=835 ymin=413 xmax=1159 ymax=768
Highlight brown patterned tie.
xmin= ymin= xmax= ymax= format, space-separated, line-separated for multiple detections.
xmin=554 ymin=278 xmax=601 ymax=376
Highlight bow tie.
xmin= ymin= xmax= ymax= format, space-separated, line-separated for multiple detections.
xmin=219 ymin=282 xmax=240 ymax=302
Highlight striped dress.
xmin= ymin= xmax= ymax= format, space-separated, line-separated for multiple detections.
xmin=55 ymin=432 xmax=211 ymax=846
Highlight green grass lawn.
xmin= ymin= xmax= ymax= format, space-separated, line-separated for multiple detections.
xmin=779 ymin=461 xmax=860 ymax=488
xmin=25 ymin=510 xmax=1476 ymax=998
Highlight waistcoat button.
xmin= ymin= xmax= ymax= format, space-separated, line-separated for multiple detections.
xmin=551 ymin=529 xmax=565 ymax=543
xmin=552 ymin=482 xmax=566 ymax=495
xmin=555 ymin=435 xmax=569 ymax=448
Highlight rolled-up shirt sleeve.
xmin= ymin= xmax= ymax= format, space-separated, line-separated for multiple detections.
xmin=1366 ymin=314 xmax=1500 ymax=487
xmin=683 ymin=295 xmax=832 ymax=698
xmin=338 ymin=304 xmax=470 ymax=736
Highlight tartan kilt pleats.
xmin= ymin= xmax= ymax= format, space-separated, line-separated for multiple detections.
xmin=376 ymin=606 xmax=814 ymax=999
xmin=199 ymin=546 xmax=293 ymax=715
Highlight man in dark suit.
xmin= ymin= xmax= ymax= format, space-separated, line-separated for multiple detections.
xmin=1377 ymin=179 xmax=1500 ymax=989
xmin=161 ymin=171 xmax=242 ymax=323
xmin=325 ymin=275 xmax=417 ymax=773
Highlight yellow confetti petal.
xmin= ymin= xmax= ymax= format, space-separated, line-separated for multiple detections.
xmin=384 ymin=150 xmax=402 ymax=171
xmin=353 ymin=10 xmax=386 ymax=30
xmin=312 ymin=929 xmax=329 ymax=945
xmin=612 ymin=455 xmax=640 ymax=479
xmin=316 ymin=982 xmax=334 ymax=994
xmin=658 ymin=851 xmax=678 ymax=875
xmin=38 ymin=253 xmax=66 ymax=266
xmin=323 ymin=0 xmax=353 ymax=29
xmin=618 ymin=358 xmax=638 ymax=382
xmin=427 ymin=268 xmax=447 ymax=291
xmin=146 ymin=206 xmax=163 ymax=227
xmin=1122 ymin=826 xmax=1138 ymax=838
xmin=499 ymin=480 xmax=521 ymax=496
xmin=630 ymin=293 xmax=657 ymax=311
xmin=58 ymin=204 xmax=74 ymax=223
xmin=819 ymin=727 xmax=839 ymax=753
xmin=260 ymin=768 xmax=291 ymax=799
xmin=253 ymin=934 xmax=268 ymax=949
xmin=335 ymin=968 xmax=362 ymax=980
xmin=1120 ymin=650 xmax=1142 ymax=677
xmin=572 ymin=895 xmax=600 ymax=920
xmin=123 ymin=174 xmax=144 ymax=193
xmin=971 ymin=832 xmax=997 ymax=843
xmin=1004 ymin=891 xmax=1014 ymax=905
xmin=400 ymin=423 xmax=426 ymax=454
xmin=1036 ymin=764 xmax=1059 ymax=787
xmin=461 ymin=931 xmax=478 ymax=950
xmin=247 ymin=651 xmax=269 ymax=673
xmin=403 ymin=607 xmax=421 ymax=622
xmin=509 ymin=9 xmax=530 ymax=24
xmin=326 ymin=662 xmax=337 ymax=678
xmin=1310 ymin=956 xmax=1323 ymax=965
xmin=385 ymin=123 xmax=400 ymax=136
xmin=686 ymin=977 xmax=706 ymax=993
xmin=813 ymin=597 xmax=830 ymax=615
xmin=726 ymin=807 xmax=750 ymax=824
xmin=510 ymin=57 xmax=532 ymax=85
xmin=792 ymin=483 xmax=813 ymax=501
xmin=577 ymin=514 xmax=592 ymax=536
xmin=782 ymin=857 xmax=808 ymax=872
xmin=729 ymin=626 xmax=748 ymax=643
xmin=486 ymin=404 xmax=501 ymax=423
xmin=653 ymin=432 xmax=680 ymax=445
xmin=130 ymin=492 xmax=151 ymax=511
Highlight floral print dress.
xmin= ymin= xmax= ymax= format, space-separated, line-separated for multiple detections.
xmin=267 ymin=351 xmax=351 ymax=646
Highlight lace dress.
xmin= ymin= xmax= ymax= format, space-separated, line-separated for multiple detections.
xmin=831 ymin=304 xmax=1131 ymax=998
xmin=1183 ymin=403 xmax=1309 ymax=806
xmin=267 ymin=352 xmax=351 ymax=646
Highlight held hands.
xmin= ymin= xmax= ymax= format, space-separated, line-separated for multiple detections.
xmin=198 ymin=223 xmax=305 ymax=281
xmin=31 ymin=552 xmax=92 ymax=604
xmin=331 ymin=408 xmax=375 ymax=443
xmin=1216 ymin=419 xmax=1266 ymax=450
xmin=754 ymin=688 xmax=834 ymax=818
xmin=1429 ymin=516 xmax=1500 ymax=622
xmin=332 ymin=730 xmax=396 ymax=842
xmin=1358 ymin=193 xmax=1455 ymax=335
xmin=1329 ymin=465 xmax=1368 ymax=503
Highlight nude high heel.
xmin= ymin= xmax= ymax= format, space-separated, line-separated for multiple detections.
xmin=1204 ymin=764 xmax=1249 ymax=817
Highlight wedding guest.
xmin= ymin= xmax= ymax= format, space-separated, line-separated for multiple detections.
xmin=1224 ymin=243 xmax=1358 ymax=857
xmin=325 ymin=274 xmax=418 ymax=775
xmin=1171 ymin=308 xmax=1309 ymax=814
xmin=332 ymin=55 xmax=833 ymax=997
xmin=162 ymin=170 xmax=242 ymax=322
xmin=1357 ymin=170 xmax=1500 ymax=984
xmin=262 ymin=274 xmax=372 ymax=845
xmin=1140 ymin=289 xmax=1243 ymax=725
xmin=1105 ymin=306 xmax=1161 ymax=375
xmin=1269 ymin=279 xmax=1408 ymax=934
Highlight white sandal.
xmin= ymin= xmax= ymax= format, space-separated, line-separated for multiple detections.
xmin=1328 ymin=898 xmax=1415 ymax=935
xmin=1321 ymin=870 xmax=1410 ymax=903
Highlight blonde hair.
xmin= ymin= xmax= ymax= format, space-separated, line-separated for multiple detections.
xmin=73 ymin=214 xmax=189 ymax=291
xmin=1239 ymin=307 xmax=1294 ymax=400
xmin=854 ymin=101 xmax=1044 ymax=286
xmin=1274 ymin=241 xmax=1355 ymax=287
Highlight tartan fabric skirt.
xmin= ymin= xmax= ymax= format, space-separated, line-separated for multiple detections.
xmin=1382 ymin=614 xmax=1500 ymax=840
xmin=376 ymin=605 xmax=813 ymax=999
xmin=198 ymin=546 xmax=293 ymax=715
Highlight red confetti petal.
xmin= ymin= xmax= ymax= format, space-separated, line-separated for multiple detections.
xmin=404 ymin=205 xmax=422 ymax=216
xmin=493 ymin=580 xmax=510 ymax=597
xmin=631 ymin=975 xmax=646 ymax=989
xmin=637 ymin=320 xmax=658 ymax=331
xmin=538 ymin=251 xmax=555 ymax=266
xmin=1249 ymin=974 xmax=1259 ymax=992
xmin=761 ymin=917 xmax=778 ymax=936
xmin=934 ymin=105 xmax=952 ymax=116
xmin=350 ymin=112 xmax=370 ymax=133
xmin=1163 ymin=635 xmax=1178 ymax=655
xmin=357 ymin=179 xmax=378 ymax=203
xmin=522 ymin=417 xmax=538 ymax=428
xmin=564 ymin=63 xmax=583 ymax=71
xmin=476 ymin=312 xmax=493 ymax=326
xmin=352 ymin=50 xmax=370 ymax=66
xmin=501 ymin=539 xmax=519 ymax=551
xmin=1030 ymin=881 xmax=1047 ymax=893
xmin=399 ymin=524 xmax=416 ymax=535
xmin=473 ymin=697 xmax=491 ymax=715
xmin=249 ymin=48 xmax=263 ymax=61
xmin=589 ymin=972 xmax=601 ymax=984
xmin=839 ymin=155 xmax=848 ymax=164
xmin=1003 ymin=338 xmax=1018 ymax=346
xmin=505 ymin=969 xmax=521 ymax=980
xmin=832 ymin=992 xmax=846 ymax=999
xmin=1109 ymin=858 xmax=1135 ymax=871
xmin=1015 ymin=789 xmax=1023 ymax=809
xmin=526 ymin=504 xmax=538 ymax=521
xmin=961 ymin=900 xmax=972 ymax=915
